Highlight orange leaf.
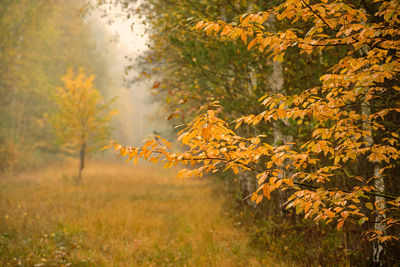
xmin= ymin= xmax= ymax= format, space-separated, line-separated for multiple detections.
xmin=277 ymin=109 xmax=287 ymax=119
xmin=337 ymin=220 xmax=344 ymax=230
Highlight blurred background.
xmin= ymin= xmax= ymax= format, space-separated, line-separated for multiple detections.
xmin=0 ymin=0 xmax=170 ymax=174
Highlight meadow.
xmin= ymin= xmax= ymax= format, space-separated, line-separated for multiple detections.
xmin=0 ymin=160 xmax=283 ymax=266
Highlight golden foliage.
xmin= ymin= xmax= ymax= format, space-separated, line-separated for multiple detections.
xmin=52 ymin=68 xmax=117 ymax=154
xmin=109 ymin=0 xmax=400 ymax=244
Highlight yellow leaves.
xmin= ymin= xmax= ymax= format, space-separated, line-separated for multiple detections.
xmin=235 ymin=119 xmax=243 ymax=129
xmin=228 ymin=28 xmax=244 ymax=41
xmin=113 ymin=1 xmax=400 ymax=240
xmin=206 ymin=109 xmax=215 ymax=117
xmin=166 ymin=0 xmax=400 ymax=245
xmin=263 ymin=185 xmax=271 ymax=200
xmin=144 ymin=139 xmax=155 ymax=147
xmin=120 ymin=147 xmax=128 ymax=157
xmin=239 ymin=13 xmax=250 ymax=24
xmin=367 ymin=144 xmax=399 ymax=163
xmin=304 ymin=202 xmax=312 ymax=213
xmin=240 ymin=32 xmax=247 ymax=44
xmin=149 ymin=156 xmax=159 ymax=164
xmin=239 ymin=12 xmax=270 ymax=25
xmin=257 ymin=173 xmax=268 ymax=185
xmin=52 ymin=69 xmax=116 ymax=155
xmin=340 ymin=211 xmax=349 ymax=219
xmin=368 ymin=152 xmax=385 ymax=163
xmin=307 ymin=141 xmax=333 ymax=157
xmin=259 ymin=37 xmax=271 ymax=52
xmin=276 ymin=109 xmax=287 ymax=119
xmin=251 ymin=192 xmax=258 ymax=202
xmin=273 ymin=53 xmax=284 ymax=63
xmin=260 ymin=95 xmax=271 ymax=105
xmin=191 ymin=21 xmax=204 ymax=31
xmin=247 ymin=37 xmax=258 ymax=50
xmin=177 ymin=169 xmax=187 ymax=179
xmin=205 ymin=24 xmax=215 ymax=35
xmin=251 ymin=192 xmax=264 ymax=204
xmin=221 ymin=25 xmax=232 ymax=36
xmin=192 ymin=21 xmax=223 ymax=36
xmin=101 ymin=142 xmax=114 ymax=151
xmin=337 ymin=220 xmax=344 ymax=230
xmin=282 ymin=178 xmax=294 ymax=186
xmin=324 ymin=209 xmax=336 ymax=219
xmin=163 ymin=161 xmax=174 ymax=169
xmin=201 ymin=125 xmax=211 ymax=139
xmin=232 ymin=166 xmax=239 ymax=174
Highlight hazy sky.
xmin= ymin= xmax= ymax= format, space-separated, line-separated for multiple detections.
xmin=87 ymin=3 xmax=170 ymax=146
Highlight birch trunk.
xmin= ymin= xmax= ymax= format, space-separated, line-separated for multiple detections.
xmin=266 ymin=14 xmax=295 ymax=216
xmin=238 ymin=1 xmax=258 ymax=208
xmin=361 ymin=102 xmax=386 ymax=266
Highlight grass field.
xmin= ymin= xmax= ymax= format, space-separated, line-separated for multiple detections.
xmin=0 ymin=160 xmax=283 ymax=266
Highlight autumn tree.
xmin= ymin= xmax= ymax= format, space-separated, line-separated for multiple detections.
xmin=0 ymin=0 xmax=111 ymax=172
xmin=106 ymin=0 xmax=400 ymax=265
xmin=96 ymin=0 xmax=322 ymax=211
xmin=52 ymin=68 xmax=116 ymax=182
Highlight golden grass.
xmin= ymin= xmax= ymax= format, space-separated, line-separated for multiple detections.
xmin=0 ymin=160 xmax=283 ymax=266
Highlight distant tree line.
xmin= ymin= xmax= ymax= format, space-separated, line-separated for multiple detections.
xmin=0 ymin=0 xmax=110 ymax=172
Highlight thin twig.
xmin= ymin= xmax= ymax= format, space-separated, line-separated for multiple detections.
xmin=300 ymin=0 xmax=337 ymax=32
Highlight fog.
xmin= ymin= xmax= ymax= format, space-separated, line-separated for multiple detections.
xmin=87 ymin=4 xmax=171 ymax=146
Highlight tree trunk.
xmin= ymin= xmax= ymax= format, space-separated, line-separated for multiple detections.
xmin=372 ymin=164 xmax=386 ymax=266
xmin=239 ymin=170 xmax=257 ymax=208
xmin=269 ymin=55 xmax=294 ymax=216
xmin=78 ymin=142 xmax=85 ymax=183
xmin=237 ymin=1 xmax=258 ymax=208
xmin=361 ymin=102 xmax=386 ymax=266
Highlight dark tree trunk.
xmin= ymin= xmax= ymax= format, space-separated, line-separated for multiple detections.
xmin=78 ymin=142 xmax=85 ymax=183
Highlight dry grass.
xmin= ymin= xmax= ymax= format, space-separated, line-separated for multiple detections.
xmin=0 ymin=159 xmax=283 ymax=266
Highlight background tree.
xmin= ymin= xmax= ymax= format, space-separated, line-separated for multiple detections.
xmin=0 ymin=0 xmax=110 ymax=172
xmin=52 ymin=68 xmax=117 ymax=182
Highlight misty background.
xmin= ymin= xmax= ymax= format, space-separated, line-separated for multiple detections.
xmin=87 ymin=4 xmax=171 ymax=147
xmin=0 ymin=0 xmax=172 ymax=173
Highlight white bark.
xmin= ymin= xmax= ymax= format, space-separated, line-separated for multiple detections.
xmin=362 ymin=102 xmax=386 ymax=266
xmin=372 ymin=166 xmax=386 ymax=266
xmin=269 ymin=53 xmax=294 ymax=216
xmin=266 ymin=14 xmax=295 ymax=215
xmin=238 ymin=0 xmax=258 ymax=208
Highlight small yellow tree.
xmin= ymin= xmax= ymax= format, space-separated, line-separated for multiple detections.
xmin=52 ymin=68 xmax=117 ymax=181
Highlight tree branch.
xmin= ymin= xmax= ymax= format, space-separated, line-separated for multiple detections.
xmin=300 ymin=0 xmax=337 ymax=32
xmin=179 ymin=155 xmax=400 ymax=200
